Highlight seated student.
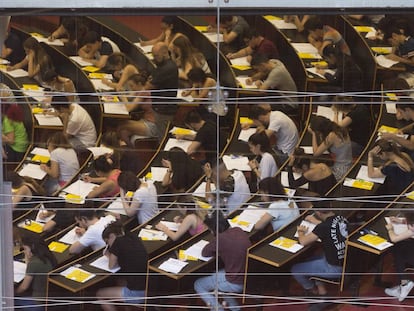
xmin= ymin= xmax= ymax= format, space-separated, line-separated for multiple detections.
xmin=177 ymin=109 xmax=227 ymax=164
xmin=226 ymin=29 xmax=279 ymax=62
xmin=248 ymin=132 xmax=279 ymax=182
xmin=6 ymin=171 xmax=45 ymax=209
xmin=101 ymin=52 xmax=139 ymax=91
xmin=161 ymin=147 xmax=203 ymax=193
xmin=96 ymin=222 xmax=148 ymax=311
xmin=83 ymin=155 xmax=121 ymax=199
xmin=368 ymin=139 xmax=414 ymax=194
xmin=78 ymin=31 xmax=119 ymax=69
xmin=291 ymin=208 xmax=348 ymax=300
xmin=384 ymin=211 xmax=414 ymax=302
xmin=210 ymin=15 xmax=250 ymax=53
xmin=316 ymin=44 xmax=363 ymax=94
xmin=117 ymin=73 xmax=158 ymax=146
xmin=41 ymin=69 xmax=77 ymax=102
xmin=69 ymin=210 xmax=115 ymax=254
xmin=117 ymin=171 xmax=158 ymax=224
xmin=255 ymin=177 xmax=299 ymax=232
xmin=246 ymin=54 xmax=298 ymax=103
xmin=181 ymin=67 xmax=216 ymax=99
xmin=156 ymin=196 xmax=207 ymax=241
xmin=204 ymin=160 xmax=251 ymax=214
xmin=287 ymin=148 xmax=337 ymax=197
xmin=283 ymin=15 xmax=312 ymax=32
xmin=194 ymin=210 xmax=251 ymax=311
xmin=15 ymin=233 xmax=57 ymax=311
xmin=303 ymin=17 xmax=351 ymax=56
xmin=2 ymin=102 xmax=29 ymax=162
xmin=309 ymin=115 xmax=352 ymax=181
xmin=248 ymin=105 xmax=299 ymax=160
xmin=40 ymin=132 xmax=80 ymax=195
xmin=331 ymin=100 xmax=371 ymax=157
xmin=7 ymin=37 xmax=54 ymax=83
xmin=170 ymin=35 xmax=211 ymax=85
xmin=2 ymin=29 xmax=25 ymax=65
xmin=49 ymin=17 xmax=88 ymax=52
xmin=51 ymin=102 xmax=97 ymax=150
xmin=140 ymin=16 xmax=184 ymax=51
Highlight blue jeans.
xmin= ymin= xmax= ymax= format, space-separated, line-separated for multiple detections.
xmin=291 ymin=255 xmax=343 ymax=290
xmin=194 ymin=270 xmax=243 ymax=311
xmin=14 ymin=297 xmax=44 ymax=311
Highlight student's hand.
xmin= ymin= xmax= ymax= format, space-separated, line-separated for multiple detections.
xmin=82 ymin=175 xmax=93 ymax=183
xmin=173 ymin=215 xmax=184 ymax=223
xmin=316 ymin=68 xmax=325 ymax=75
xmin=181 ymin=90 xmax=191 ymax=97
xmin=385 ymin=223 xmax=394 ymax=231
xmin=390 ymin=216 xmax=406 ymax=224
xmin=161 ymin=159 xmax=172 ymax=169
xmin=155 ymin=222 xmax=167 ymax=232
xmin=241 ymin=122 xmax=251 ymax=130
xmin=226 ymin=53 xmax=235 ymax=59
xmin=297 ymin=225 xmax=308 ymax=234
xmin=288 ymin=155 xmax=295 ymax=166
xmin=368 ymin=146 xmax=381 ymax=157
xmin=6 ymin=65 xmax=15 ymax=71
xmin=102 ymin=78 xmax=111 ymax=86
xmin=39 ymin=164 xmax=48 ymax=172
xmin=245 ymin=78 xmax=253 ymax=85
xmin=307 ymin=126 xmax=314 ymax=135
xmin=305 ymin=214 xmax=318 ymax=224
xmin=254 ymin=80 xmax=263 ymax=88
xmin=248 ymin=159 xmax=258 ymax=170
xmin=207 ymin=25 xmax=214 ymax=32
xmin=75 ymin=227 xmax=85 ymax=236
xmin=204 ymin=163 xmax=212 ymax=178
xmin=380 ymin=132 xmax=396 ymax=141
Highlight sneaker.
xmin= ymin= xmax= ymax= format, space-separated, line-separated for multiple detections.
xmin=399 ymin=281 xmax=414 ymax=302
xmin=385 ymin=285 xmax=401 ymax=298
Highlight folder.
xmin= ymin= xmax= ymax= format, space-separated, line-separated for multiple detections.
xmin=82 ymin=66 xmax=100 ymax=72
xmin=48 ymin=241 xmax=69 ymax=253
xmin=31 ymin=154 xmax=50 ymax=163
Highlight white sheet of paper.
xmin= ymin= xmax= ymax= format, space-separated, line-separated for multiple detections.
xmin=0 ymin=58 xmax=10 ymax=65
xmin=230 ymin=57 xmax=251 ymax=67
xmin=192 ymin=182 xmax=216 ymax=198
xmin=164 ymin=138 xmax=192 ymax=153
xmin=134 ymin=42 xmax=153 ymax=54
xmin=31 ymin=147 xmax=50 ymax=157
xmin=14 ymin=261 xmax=27 ymax=283
xmin=203 ymin=32 xmax=224 ymax=43
xmin=385 ymin=102 xmax=397 ymax=114
xmin=385 ymin=217 xmax=409 ymax=236
xmin=315 ymin=105 xmax=343 ymax=121
xmin=365 ymin=31 xmax=377 ymax=39
xmin=69 ymin=56 xmax=93 ymax=67
xmin=375 ymin=55 xmax=399 ymax=68
xmin=35 ymin=207 xmax=56 ymax=223
xmin=22 ymin=88 xmax=47 ymax=102
xmin=63 ymin=179 xmax=99 ymax=197
xmin=103 ymin=103 xmax=128 ymax=115
xmin=18 ymin=163 xmax=47 ymax=180
xmin=280 ymin=171 xmax=309 ymax=189
xmin=306 ymin=67 xmax=336 ymax=80
xmin=138 ymin=228 xmax=168 ymax=241
xmin=89 ymin=255 xmax=121 ymax=273
xmin=34 ymin=114 xmax=63 ymax=126
xmin=184 ymin=240 xmax=213 ymax=261
xmin=222 ymin=155 xmax=251 ymax=171
xmin=237 ymin=76 xmax=257 ymax=89
xmin=238 ymin=128 xmax=256 ymax=142
xmin=91 ymin=79 xmax=114 ymax=91
xmin=87 ymin=146 xmax=113 ymax=158
xmin=294 ymin=220 xmax=317 ymax=237
xmin=356 ymin=165 xmax=386 ymax=184
xmin=291 ymin=43 xmax=319 ymax=54
xmin=158 ymin=258 xmax=189 ymax=274
xmin=1 ymin=68 xmax=29 ymax=78
xmin=301 ymin=146 xmax=329 ymax=155
xmin=176 ymin=90 xmax=194 ymax=102
xmin=150 ymin=167 xmax=169 ymax=182
xmin=229 ymin=206 xmax=267 ymax=232
xmin=105 ymin=197 xmax=128 ymax=216
xmin=33 ymin=36 xmax=64 ymax=46
xmin=160 ymin=221 xmax=180 ymax=232
xmin=58 ymin=227 xmax=81 ymax=245
xmin=270 ymin=19 xmax=297 ymax=29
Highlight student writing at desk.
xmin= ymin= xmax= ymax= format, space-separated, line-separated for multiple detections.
xmin=181 ymin=67 xmax=216 ymax=100
xmin=78 ymin=31 xmax=118 ymax=69
xmin=140 ymin=16 xmax=184 ymax=51
xmin=194 ymin=210 xmax=251 ymax=311
xmin=15 ymin=233 xmax=57 ymax=311
xmin=2 ymin=29 xmax=25 ymax=65
xmin=96 ymin=222 xmax=148 ymax=311
xmin=49 ymin=17 xmax=88 ymax=53
xmin=384 ymin=212 xmax=414 ymax=301
xmin=102 ymin=52 xmax=139 ymax=91
xmin=41 ymin=69 xmax=77 ymax=102
xmin=283 ymin=15 xmax=312 ymax=33
xmin=6 ymin=171 xmax=45 ymax=209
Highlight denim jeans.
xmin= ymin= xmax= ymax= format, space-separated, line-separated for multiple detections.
xmin=291 ymin=255 xmax=343 ymax=290
xmin=194 ymin=270 xmax=243 ymax=311
xmin=14 ymin=297 xmax=44 ymax=311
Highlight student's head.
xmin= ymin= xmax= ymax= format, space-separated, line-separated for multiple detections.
xmin=41 ymin=68 xmax=60 ymax=85
xmin=248 ymin=132 xmax=271 ymax=155
xmin=47 ymin=132 xmax=71 ymax=151
xmin=248 ymin=105 xmax=271 ymax=127
xmin=21 ymin=233 xmax=57 ymax=266
xmin=80 ymin=31 xmax=102 ymax=53
xmin=4 ymin=103 xmax=24 ymax=122
xmin=396 ymin=99 xmax=414 ymax=121
xmin=291 ymin=148 xmax=312 ymax=173
xmin=0 ymin=83 xmax=15 ymax=105
xmin=187 ymin=67 xmax=208 ymax=86
xmin=204 ymin=210 xmax=229 ymax=235
xmin=403 ymin=211 xmax=414 ymax=226
xmin=210 ymin=159 xmax=232 ymax=184
xmin=321 ymin=44 xmax=342 ymax=66
xmin=101 ymin=131 xmax=121 ymax=149
xmin=75 ymin=209 xmax=98 ymax=228
xmin=51 ymin=102 xmax=71 ymax=112
xmin=6 ymin=171 xmax=24 ymax=189
xmin=161 ymin=16 xmax=180 ymax=34
xmin=258 ymin=177 xmax=286 ymax=202
xmin=117 ymin=171 xmax=141 ymax=193
xmin=303 ymin=17 xmax=324 ymax=37
xmin=310 ymin=115 xmax=347 ymax=141
xmin=331 ymin=96 xmax=356 ymax=114
xmin=244 ymin=29 xmax=263 ymax=48
xmin=152 ymin=42 xmax=170 ymax=65
xmin=23 ymin=37 xmax=41 ymax=55
xmin=94 ymin=155 xmax=115 ymax=176
xmin=250 ymin=54 xmax=270 ymax=72
xmin=171 ymin=35 xmax=194 ymax=61
xmin=314 ymin=206 xmax=335 ymax=220
xmin=102 ymin=221 xmax=124 ymax=247
xmin=384 ymin=26 xmax=407 ymax=46
xmin=106 ymin=52 xmax=128 ymax=71
xmin=126 ymin=72 xmax=149 ymax=91
xmin=218 ymin=16 xmax=234 ymax=28
xmin=373 ymin=139 xmax=400 ymax=161
xmin=184 ymin=109 xmax=204 ymax=130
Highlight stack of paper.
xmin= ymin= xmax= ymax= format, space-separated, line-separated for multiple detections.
xmin=105 ymin=197 xmax=128 ymax=216
xmin=385 ymin=217 xmax=409 ymax=235
xmin=237 ymin=76 xmax=257 ymax=89
xmin=269 ymin=236 xmax=304 ymax=253
xmin=159 ymin=221 xmax=180 ymax=232
xmin=158 ymin=258 xmax=189 ymax=274
xmin=294 ymin=220 xmax=317 ymax=237
xmin=343 ymin=178 xmax=374 ymax=191
xmin=32 ymin=35 xmax=64 ymax=46
xmin=356 ymin=165 xmax=386 ymax=184
xmin=385 ymin=103 xmax=397 ymax=114
xmin=18 ymin=163 xmax=47 ymax=180
xmin=358 ymin=234 xmax=393 ymax=250
xmin=69 ymin=56 xmax=93 ymax=67
xmin=148 ymin=167 xmax=168 ymax=182
xmin=60 ymin=266 xmax=96 ymax=283
xmin=59 ymin=227 xmax=81 ymax=245
xmin=306 ymin=67 xmax=336 ymax=80
xmin=176 ymin=89 xmax=194 ymax=102
xmin=0 ymin=68 xmax=29 ymax=78
xmin=280 ymin=171 xmax=309 ymax=189
xmin=222 ymin=155 xmax=251 ymax=171
xmin=91 ymin=79 xmax=114 ymax=91
xmin=14 ymin=261 xmax=27 ymax=283
xmin=63 ymin=180 xmax=99 ymax=198
xmin=291 ymin=43 xmax=320 ymax=57
xmin=90 ymin=255 xmax=121 ymax=273
xmin=270 ymin=19 xmax=297 ymax=29
xmin=184 ymin=240 xmax=212 ymax=261
xmin=228 ymin=206 xmax=267 ymax=232
xmin=103 ymin=103 xmax=128 ymax=115
xmin=138 ymin=228 xmax=168 ymax=241
xmin=87 ymin=146 xmax=113 ymax=158
xmin=192 ymin=182 xmax=216 ymax=198
xmin=203 ymin=32 xmax=224 ymax=43
xmin=315 ymin=105 xmax=343 ymax=121
xmin=34 ymin=114 xmax=63 ymax=126
xmin=0 ymin=58 xmax=10 ymax=65
xmin=375 ymin=55 xmax=398 ymax=68
xmin=164 ymin=138 xmax=192 ymax=152
xmin=238 ymin=128 xmax=256 ymax=142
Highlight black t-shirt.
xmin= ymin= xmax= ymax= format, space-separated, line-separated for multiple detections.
xmin=381 ymin=163 xmax=414 ymax=194
xmin=345 ymin=104 xmax=370 ymax=146
xmin=195 ymin=121 xmax=227 ymax=163
xmin=151 ymin=59 xmax=179 ymax=113
xmin=4 ymin=32 xmax=25 ymax=65
xmin=99 ymin=41 xmax=113 ymax=56
xmin=313 ymin=215 xmax=348 ymax=266
xmin=109 ymin=233 xmax=148 ymax=290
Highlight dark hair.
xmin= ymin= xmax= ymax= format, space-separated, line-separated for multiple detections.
xmin=117 ymin=171 xmax=141 ymax=192
xmin=75 ymin=209 xmax=97 ymax=221
xmin=292 ymin=147 xmax=312 ymax=169
xmin=6 ymin=171 xmax=46 ymax=196
xmin=187 ymin=67 xmax=207 ymax=83
xmin=101 ymin=131 xmax=120 ymax=149
xmin=244 ymin=28 xmax=261 ymax=40
xmin=321 ymin=44 xmax=342 ymax=58
xmin=248 ymin=132 xmax=271 ymax=153
xmin=310 ymin=115 xmax=348 ymax=142
xmin=304 ymin=17 xmax=324 ymax=32
xmin=102 ymin=221 xmax=124 ymax=240
xmin=404 ymin=211 xmax=414 ymax=225
xmin=250 ymin=53 xmax=269 ymax=67
xmin=172 ymin=35 xmax=200 ymax=69
xmin=383 ymin=26 xmax=404 ymax=41
xmin=23 ymin=37 xmax=41 ymax=51
xmin=41 ymin=68 xmax=59 ymax=83
xmin=258 ymin=177 xmax=286 ymax=201
xmin=161 ymin=16 xmax=180 ymax=34
xmin=248 ymin=105 xmax=269 ymax=120
xmin=23 ymin=37 xmax=53 ymax=73
xmin=47 ymin=132 xmax=71 ymax=149
xmin=375 ymin=139 xmax=414 ymax=171
xmin=5 ymin=103 xmax=24 ymax=122
xmin=127 ymin=72 xmax=149 ymax=86
xmin=94 ymin=155 xmax=115 ymax=173
xmin=204 ymin=210 xmax=229 ymax=235
xmin=396 ymin=98 xmax=414 ymax=111
xmin=184 ymin=109 xmax=203 ymax=125
xmin=106 ymin=52 xmax=128 ymax=70
xmin=218 ymin=15 xmax=233 ymax=24
xmin=21 ymin=233 xmax=57 ymax=267
xmin=81 ymin=31 xmax=101 ymax=46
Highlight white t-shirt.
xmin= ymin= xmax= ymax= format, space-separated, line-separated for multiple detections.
xmin=259 ymin=152 xmax=278 ymax=180
xmin=79 ymin=215 xmax=115 ymax=251
xmin=50 ymin=147 xmax=79 ymax=183
xmin=67 ymin=104 xmax=97 ymax=147
xmin=266 ymin=200 xmax=300 ymax=231
xmin=133 ymin=181 xmax=159 ymax=224
xmin=226 ymin=170 xmax=251 ymax=213
xmin=268 ymin=111 xmax=299 ymax=155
